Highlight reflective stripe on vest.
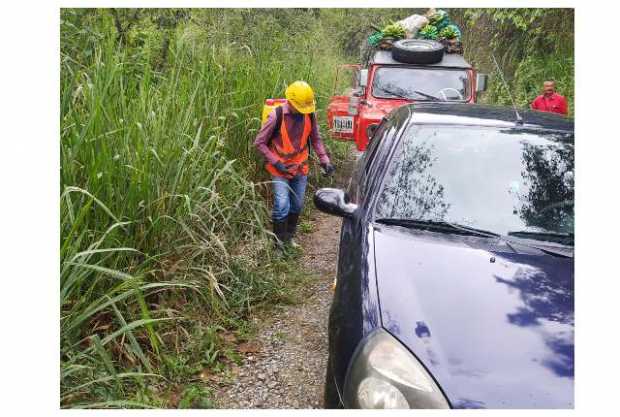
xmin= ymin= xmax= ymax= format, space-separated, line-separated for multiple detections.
xmin=266 ymin=114 xmax=312 ymax=177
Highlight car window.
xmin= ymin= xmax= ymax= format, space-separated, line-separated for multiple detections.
xmin=360 ymin=120 xmax=399 ymax=199
xmin=372 ymin=67 xmax=469 ymax=101
xmin=349 ymin=123 xmax=384 ymax=202
xmin=363 ymin=122 xmax=387 ymax=175
xmin=374 ymin=125 xmax=574 ymax=236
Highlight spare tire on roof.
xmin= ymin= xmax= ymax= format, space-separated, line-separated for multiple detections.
xmin=391 ymin=39 xmax=444 ymax=64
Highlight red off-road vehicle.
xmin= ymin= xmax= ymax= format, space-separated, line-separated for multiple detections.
xmin=327 ymin=40 xmax=488 ymax=151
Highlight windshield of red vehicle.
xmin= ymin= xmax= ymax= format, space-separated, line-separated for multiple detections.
xmin=372 ymin=67 xmax=469 ymax=101
xmin=374 ymin=125 xmax=574 ymax=238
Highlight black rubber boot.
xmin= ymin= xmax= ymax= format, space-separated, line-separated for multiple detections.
xmin=286 ymin=212 xmax=301 ymax=248
xmin=273 ymin=219 xmax=288 ymax=250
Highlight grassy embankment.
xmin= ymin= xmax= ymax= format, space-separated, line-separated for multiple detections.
xmin=60 ymin=9 xmax=351 ymax=407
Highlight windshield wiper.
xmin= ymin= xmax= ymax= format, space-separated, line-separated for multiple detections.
xmin=376 ymin=86 xmax=413 ymax=100
xmin=375 ymin=219 xmax=573 ymax=257
xmin=376 ymin=86 xmax=444 ymax=102
xmin=507 ymin=230 xmax=574 ymax=246
xmin=375 ymin=218 xmax=500 ymax=238
xmin=413 ymin=90 xmax=442 ymax=101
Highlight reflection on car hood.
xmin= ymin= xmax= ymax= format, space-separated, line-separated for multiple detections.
xmin=372 ymin=224 xmax=574 ymax=409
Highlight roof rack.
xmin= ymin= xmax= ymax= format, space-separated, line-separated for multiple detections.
xmin=365 ymin=48 xmax=472 ymax=69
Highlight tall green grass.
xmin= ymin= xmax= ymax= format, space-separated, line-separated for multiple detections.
xmin=60 ymin=9 xmax=349 ymax=407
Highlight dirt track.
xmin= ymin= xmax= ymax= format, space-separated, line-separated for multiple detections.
xmin=215 ymin=152 xmax=355 ymax=409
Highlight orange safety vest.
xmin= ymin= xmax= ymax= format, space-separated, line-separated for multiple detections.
xmin=266 ymin=112 xmax=312 ymax=177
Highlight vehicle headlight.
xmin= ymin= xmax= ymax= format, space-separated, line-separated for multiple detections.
xmin=344 ymin=328 xmax=450 ymax=409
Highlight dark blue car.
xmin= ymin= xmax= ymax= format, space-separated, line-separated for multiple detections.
xmin=315 ymin=103 xmax=574 ymax=409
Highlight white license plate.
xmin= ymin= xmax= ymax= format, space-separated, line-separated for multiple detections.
xmin=333 ymin=116 xmax=354 ymax=133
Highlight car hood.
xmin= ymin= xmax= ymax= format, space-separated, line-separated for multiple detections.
xmin=372 ymin=224 xmax=574 ymax=409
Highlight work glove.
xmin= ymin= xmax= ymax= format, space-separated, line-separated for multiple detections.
xmin=321 ymin=162 xmax=335 ymax=177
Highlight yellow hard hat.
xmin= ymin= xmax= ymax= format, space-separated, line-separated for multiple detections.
xmin=285 ymin=81 xmax=316 ymax=114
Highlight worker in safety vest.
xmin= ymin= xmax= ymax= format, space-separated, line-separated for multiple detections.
xmin=254 ymin=81 xmax=335 ymax=248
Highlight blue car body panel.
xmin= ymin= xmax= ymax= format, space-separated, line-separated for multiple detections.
xmin=373 ymin=224 xmax=574 ymax=408
xmin=328 ymin=218 xmax=383 ymax=399
xmin=322 ymin=104 xmax=574 ymax=409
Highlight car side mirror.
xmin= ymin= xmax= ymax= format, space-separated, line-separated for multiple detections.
xmin=314 ymin=188 xmax=358 ymax=218
xmin=476 ymin=73 xmax=488 ymax=93
xmin=359 ymin=69 xmax=368 ymax=88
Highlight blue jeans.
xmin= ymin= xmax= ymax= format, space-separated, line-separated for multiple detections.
xmin=272 ymin=175 xmax=308 ymax=221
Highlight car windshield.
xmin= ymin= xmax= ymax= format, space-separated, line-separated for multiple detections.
xmin=372 ymin=67 xmax=469 ymax=101
xmin=374 ymin=125 xmax=574 ymax=238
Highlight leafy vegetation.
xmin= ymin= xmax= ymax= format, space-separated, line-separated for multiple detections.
xmin=419 ymin=24 xmax=439 ymax=40
xmin=60 ymin=8 xmax=574 ymax=408
xmin=381 ymin=22 xmax=406 ymax=39
xmin=439 ymin=25 xmax=459 ymax=40
xmin=453 ymin=8 xmax=574 ymax=115
xmin=60 ymin=8 xmax=348 ymax=408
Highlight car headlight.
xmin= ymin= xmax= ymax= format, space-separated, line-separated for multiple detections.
xmin=343 ymin=328 xmax=450 ymax=409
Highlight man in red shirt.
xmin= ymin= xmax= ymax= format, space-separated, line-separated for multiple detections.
xmin=530 ymin=80 xmax=569 ymax=116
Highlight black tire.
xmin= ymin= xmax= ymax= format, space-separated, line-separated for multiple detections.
xmin=323 ymin=357 xmax=343 ymax=409
xmin=391 ymin=39 xmax=445 ymax=64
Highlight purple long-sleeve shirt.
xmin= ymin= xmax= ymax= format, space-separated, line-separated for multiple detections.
xmin=254 ymin=102 xmax=330 ymax=166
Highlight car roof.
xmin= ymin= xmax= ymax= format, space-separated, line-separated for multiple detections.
xmin=397 ymin=103 xmax=574 ymax=132
xmin=371 ymin=49 xmax=472 ymax=69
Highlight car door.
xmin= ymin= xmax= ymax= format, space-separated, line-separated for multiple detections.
xmin=327 ymin=64 xmax=361 ymax=141
xmin=328 ymin=114 xmax=403 ymax=403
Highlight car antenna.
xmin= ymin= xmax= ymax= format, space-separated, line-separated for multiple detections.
xmin=491 ymin=52 xmax=524 ymax=125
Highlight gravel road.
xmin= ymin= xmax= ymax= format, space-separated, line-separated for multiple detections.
xmin=215 ymin=154 xmax=355 ymax=409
